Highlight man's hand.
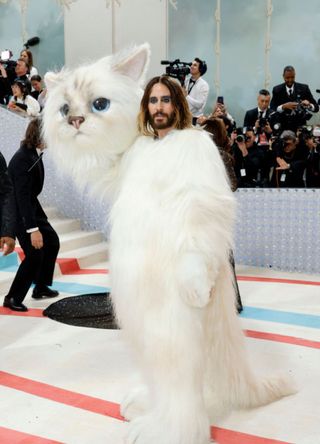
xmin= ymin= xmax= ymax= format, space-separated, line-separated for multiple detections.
xmin=0 ymin=236 xmax=15 ymax=255
xmin=276 ymin=156 xmax=290 ymax=170
xmin=31 ymin=230 xmax=43 ymax=249
xmin=283 ymin=101 xmax=298 ymax=111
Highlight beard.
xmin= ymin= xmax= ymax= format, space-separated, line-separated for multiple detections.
xmin=150 ymin=112 xmax=175 ymax=130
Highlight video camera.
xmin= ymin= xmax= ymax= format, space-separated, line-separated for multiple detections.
xmin=161 ymin=59 xmax=191 ymax=86
xmin=0 ymin=50 xmax=16 ymax=68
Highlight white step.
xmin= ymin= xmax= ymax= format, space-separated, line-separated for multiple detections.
xmin=57 ymin=241 xmax=109 ymax=269
xmin=50 ymin=218 xmax=81 ymax=235
xmin=58 ymin=230 xmax=104 ymax=253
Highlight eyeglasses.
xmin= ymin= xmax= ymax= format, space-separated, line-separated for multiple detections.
xmin=149 ymin=96 xmax=171 ymax=104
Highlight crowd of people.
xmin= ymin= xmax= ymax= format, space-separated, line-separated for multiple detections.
xmin=0 ymin=48 xmax=46 ymax=116
xmin=184 ymin=60 xmax=320 ymax=188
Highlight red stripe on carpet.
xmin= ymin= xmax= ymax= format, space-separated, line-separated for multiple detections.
xmin=0 ymin=372 xmax=291 ymax=444
xmin=0 ymin=307 xmax=44 ymax=317
xmin=56 ymin=257 xmax=108 ymax=275
xmin=0 ymin=371 xmax=123 ymax=421
xmin=12 ymin=250 xmax=108 ymax=275
xmin=211 ymin=426 xmax=290 ymax=444
xmin=237 ymin=275 xmax=320 ymax=286
xmin=0 ymin=426 xmax=62 ymax=444
xmin=245 ymin=329 xmax=320 ymax=349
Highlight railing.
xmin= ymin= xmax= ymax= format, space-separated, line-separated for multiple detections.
xmin=1 ymin=106 xmax=319 ymax=274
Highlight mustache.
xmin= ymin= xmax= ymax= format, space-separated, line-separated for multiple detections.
xmin=152 ymin=112 xmax=168 ymax=118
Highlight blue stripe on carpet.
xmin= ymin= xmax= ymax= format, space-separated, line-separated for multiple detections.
xmin=241 ymin=306 xmax=320 ymax=329
xmin=51 ymin=281 xmax=110 ymax=295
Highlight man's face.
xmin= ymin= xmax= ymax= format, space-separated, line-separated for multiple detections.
xmin=190 ymin=60 xmax=201 ymax=78
xmin=283 ymin=69 xmax=295 ymax=87
xmin=283 ymin=139 xmax=297 ymax=153
xmin=257 ymin=94 xmax=270 ymax=111
xmin=148 ymin=83 xmax=175 ymax=131
xmin=15 ymin=60 xmax=28 ymax=76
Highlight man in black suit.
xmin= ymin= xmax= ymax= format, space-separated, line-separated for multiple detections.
xmin=3 ymin=119 xmax=60 ymax=312
xmin=244 ymin=89 xmax=273 ymax=145
xmin=0 ymin=152 xmax=16 ymax=255
xmin=270 ymin=66 xmax=319 ymax=131
xmin=244 ymin=89 xmax=272 ymax=128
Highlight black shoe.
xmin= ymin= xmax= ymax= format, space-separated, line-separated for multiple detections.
xmin=32 ymin=286 xmax=59 ymax=299
xmin=3 ymin=296 xmax=28 ymax=312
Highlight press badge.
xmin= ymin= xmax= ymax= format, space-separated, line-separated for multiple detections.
xmin=280 ymin=173 xmax=286 ymax=182
xmin=240 ymin=168 xmax=246 ymax=177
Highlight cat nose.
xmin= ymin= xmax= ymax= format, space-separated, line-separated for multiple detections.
xmin=68 ymin=115 xmax=85 ymax=129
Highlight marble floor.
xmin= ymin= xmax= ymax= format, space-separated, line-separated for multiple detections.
xmin=0 ymin=262 xmax=319 ymax=444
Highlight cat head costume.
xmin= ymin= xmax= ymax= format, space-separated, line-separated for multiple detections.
xmin=42 ymin=43 xmax=150 ymax=196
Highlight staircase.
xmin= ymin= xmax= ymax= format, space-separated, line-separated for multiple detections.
xmin=0 ymin=207 xmax=109 ymax=294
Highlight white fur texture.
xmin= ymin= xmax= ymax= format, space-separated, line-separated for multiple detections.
xmin=43 ymin=45 xmax=295 ymax=444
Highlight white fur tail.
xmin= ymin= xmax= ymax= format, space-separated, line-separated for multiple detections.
xmin=204 ymin=263 xmax=296 ymax=419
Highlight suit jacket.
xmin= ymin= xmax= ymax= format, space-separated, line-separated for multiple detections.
xmin=270 ymin=82 xmax=319 ymax=112
xmin=8 ymin=145 xmax=47 ymax=232
xmin=0 ymin=152 xmax=16 ymax=237
xmin=243 ymin=107 xmax=273 ymax=128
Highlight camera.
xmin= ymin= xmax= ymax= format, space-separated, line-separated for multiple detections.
xmin=0 ymin=49 xmax=16 ymax=67
xmin=235 ymin=127 xmax=248 ymax=143
xmin=161 ymin=59 xmax=191 ymax=86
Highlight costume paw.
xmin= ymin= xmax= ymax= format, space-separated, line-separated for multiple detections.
xmin=178 ymin=253 xmax=213 ymax=308
xmin=125 ymin=414 xmax=212 ymax=444
xmin=121 ymin=386 xmax=149 ymax=421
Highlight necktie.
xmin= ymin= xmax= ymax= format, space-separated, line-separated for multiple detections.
xmin=188 ymin=79 xmax=195 ymax=94
xmin=288 ymin=88 xmax=293 ymax=98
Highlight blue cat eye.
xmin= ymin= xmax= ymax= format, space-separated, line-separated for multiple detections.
xmin=92 ymin=97 xmax=110 ymax=112
xmin=60 ymin=104 xmax=70 ymax=117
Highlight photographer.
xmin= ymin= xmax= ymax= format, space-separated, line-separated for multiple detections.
xmin=183 ymin=58 xmax=209 ymax=125
xmin=243 ymin=89 xmax=273 ymax=145
xmin=0 ymin=62 xmax=12 ymax=104
xmin=270 ymin=66 xmax=319 ymax=132
xmin=232 ymin=127 xmax=272 ymax=188
xmin=300 ymin=132 xmax=320 ymax=188
xmin=270 ymin=130 xmax=306 ymax=188
xmin=0 ymin=57 xmax=31 ymax=104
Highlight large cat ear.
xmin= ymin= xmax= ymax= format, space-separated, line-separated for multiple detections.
xmin=44 ymin=71 xmax=65 ymax=91
xmin=112 ymin=43 xmax=151 ymax=86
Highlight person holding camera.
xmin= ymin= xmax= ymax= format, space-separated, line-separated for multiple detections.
xmin=270 ymin=66 xmax=319 ymax=131
xmin=0 ymin=57 xmax=31 ymax=104
xmin=243 ymin=89 xmax=273 ymax=144
xmin=183 ymin=57 xmax=209 ymax=125
xmin=301 ymin=133 xmax=320 ymax=188
xmin=232 ymin=127 xmax=272 ymax=188
xmin=270 ymin=130 xmax=306 ymax=188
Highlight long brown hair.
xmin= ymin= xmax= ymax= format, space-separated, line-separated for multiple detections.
xmin=20 ymin=49 xmax=34 ymax=70
xmin=202 ymin=117 xmax=231 ymax=153
xmin=138 ymin=76 xmax=192 ymax=137
xmin=21 ymin=118 xmax=42 ymax=150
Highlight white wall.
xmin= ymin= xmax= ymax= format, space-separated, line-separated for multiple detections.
xmin=64 ymin=0 xmax=168 ymax=80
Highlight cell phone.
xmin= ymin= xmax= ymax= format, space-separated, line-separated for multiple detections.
xmin=217 ymin=96 xmax=224 ymax=104
xmin=0 ymin=50 xmax=11 ymax=61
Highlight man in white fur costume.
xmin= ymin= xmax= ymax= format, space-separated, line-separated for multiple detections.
xmin=42 ymin=45 xmax=294 ymax=444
